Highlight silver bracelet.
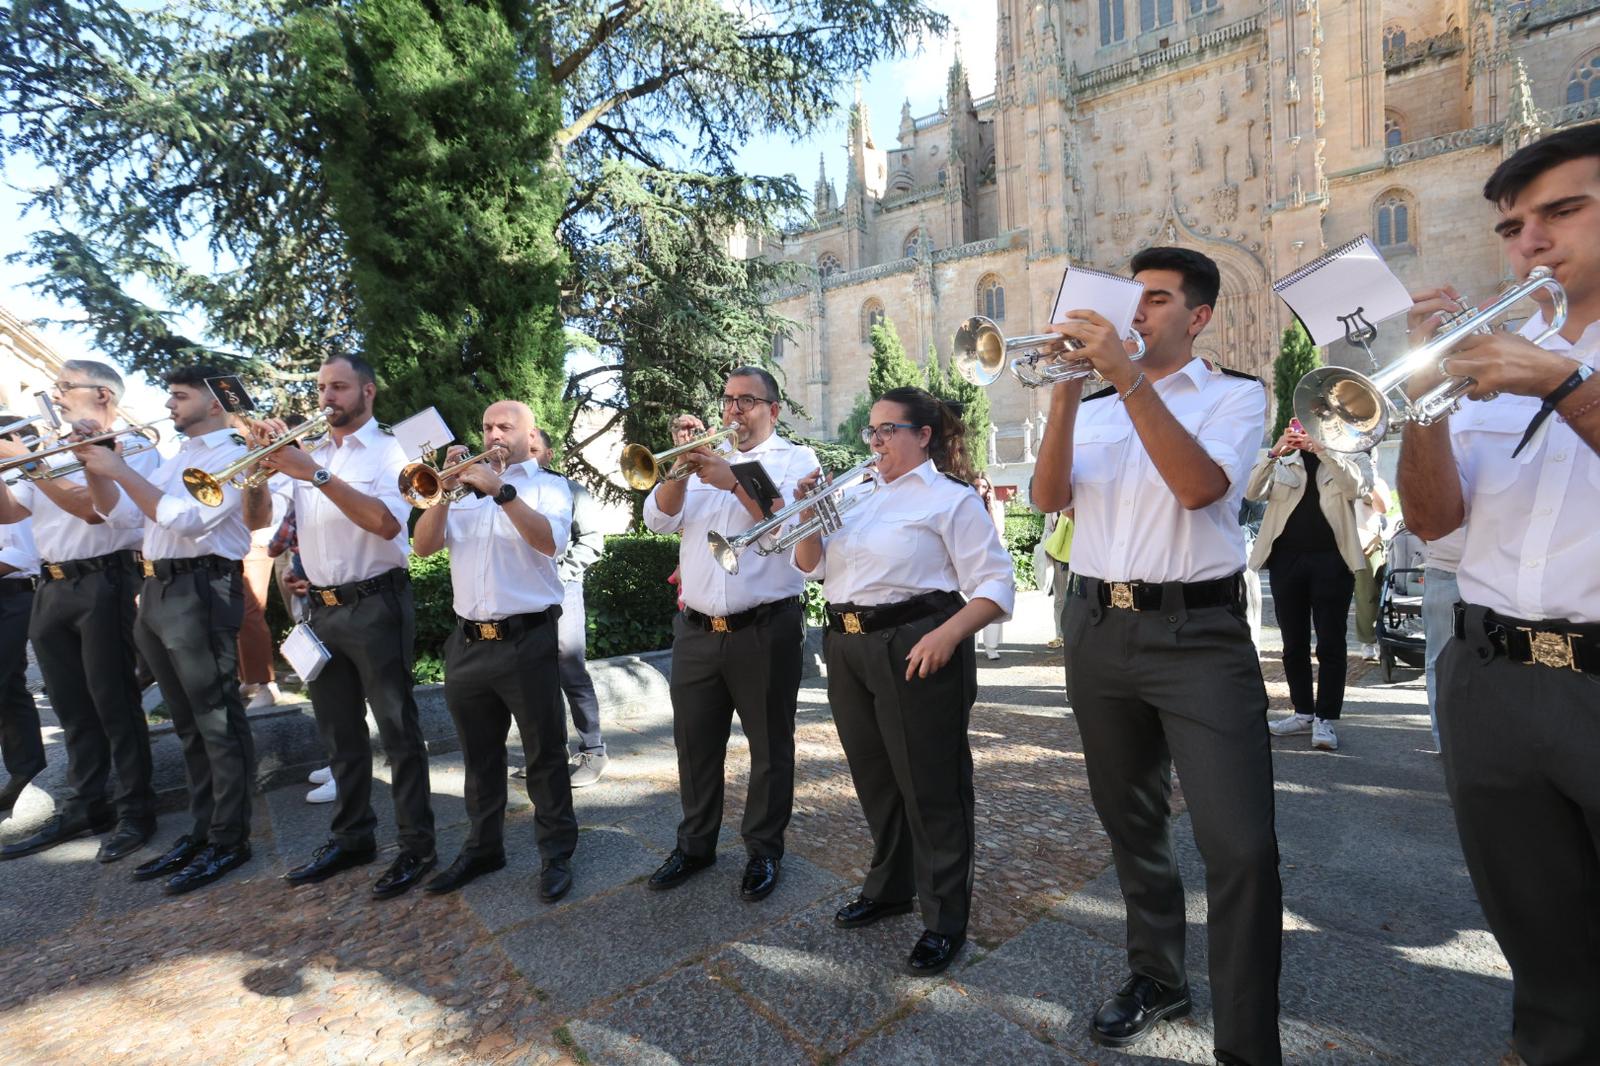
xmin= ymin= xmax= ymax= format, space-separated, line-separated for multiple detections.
xmin=1120 ymin=372 xmax=1148 ymax=401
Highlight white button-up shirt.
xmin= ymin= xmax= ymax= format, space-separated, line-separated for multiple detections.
xmin=1450 ymin=314 xmax=1600 ymax=623
xmin=0 ymin=516 xmax=40 ymax=580
xmin=443 ymin=460 xmax=572 ymax=620
xmin=797 ymin=458 xmax=1016 ymax=618
xmin=643 ymin=432 xmax=819 ymax=616
xmin=8 ymin=427 xmax=158 ymax=563
xmin=1064 ymin=357 xmax=1268 ymax=583
xmin=290 ymin=417 xmax=412 ymax=586
xmin=133 ymin=427 xmax=252 ymax=560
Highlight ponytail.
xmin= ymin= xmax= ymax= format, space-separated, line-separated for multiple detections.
xmin=878 ymin=386 xmax=978 ymax=484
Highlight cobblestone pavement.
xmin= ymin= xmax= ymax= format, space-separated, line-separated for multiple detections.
xmin=0 ymin=591 xmax=1517 ymax=1065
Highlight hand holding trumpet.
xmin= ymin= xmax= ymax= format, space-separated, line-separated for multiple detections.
xmin=1047 ymin=310 xmax=1140 ymax=393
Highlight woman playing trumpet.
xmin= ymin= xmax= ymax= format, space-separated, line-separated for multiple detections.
xmin=790 ymin=386 xmax=1014 ymax=976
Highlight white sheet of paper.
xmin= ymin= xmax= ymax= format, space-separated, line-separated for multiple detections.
xmin=1049 ymin=265 xmax=1146 ymax=337
xmin=1272 ymin=235 xmax=1414 ymax=347
xmin=281 ymin=622 xmax=332 ymax=683
xmin=390 ymin=407 xmax=453 ymax=461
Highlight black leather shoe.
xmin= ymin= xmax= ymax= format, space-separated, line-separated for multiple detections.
xmin=739 ymin=855 xmax=779 ymax=901
xmin=133 ymin=835 xmax=203 ymax=881
xmin=424 ymin=851 xmax=506 ymax=895
xmin=372 ymin=851 xmax=436 ymax=900
xmin=163 ymin=842 xmax=251 ymax=896
xmin=906 ymin=930 xmax=964 ymax=975
xmin=0 ymin=770 xmax=39 ymax=813
xmin=646 ymin=848 xmax=715 ymax=891
xmin=1090 ymin=974 xmax=1192 ymax=1049
xmin=539 ymin=858 xmax=573 ymax=902
xmin=834 ymin=895 xmax=915 ymax=928
xmin=1214 ymin=1052 xmax=1250 ymax=1065
xmin=96 ymin=821 xmax=154 ymax=864
xmin=284 ymin=841 xmax=377 ymax=886
xmin=0 ymin=811 xmax=115 ymax=860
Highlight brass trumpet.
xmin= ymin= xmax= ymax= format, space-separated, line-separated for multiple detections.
xmin=707 ymin=454 xmax=879 ymax=575
xmin=0 ymin=417 xmax=170 ymax=482
xmin=953 ymin=316 xmax=1147 ymax=389
xmin=398 ymin=445 xmax=508 ymax=508
xmin=619 ymin=425 xmax=739 ymax=491
xmin=183 ymin=408 xmax=332 ymax=506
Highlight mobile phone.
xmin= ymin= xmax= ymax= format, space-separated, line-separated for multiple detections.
xmin=1289 ymin=418 xmax=1304 ymax=434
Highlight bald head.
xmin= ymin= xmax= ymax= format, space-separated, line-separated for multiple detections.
xmin=482 ymin=400 xmax=537 ymax=463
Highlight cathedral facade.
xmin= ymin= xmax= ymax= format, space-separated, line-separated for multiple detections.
xmin=757 ymin=0 xmax=1600 ymax=461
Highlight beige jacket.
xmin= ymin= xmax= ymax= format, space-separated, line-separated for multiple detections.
xmin=1244 ymin=448 xmax=1373 ymax=573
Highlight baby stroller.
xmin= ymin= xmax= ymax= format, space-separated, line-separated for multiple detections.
xmin=1377 ymin=522 xmax=1427 ymax=682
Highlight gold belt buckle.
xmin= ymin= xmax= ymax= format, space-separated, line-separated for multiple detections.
xmin=842 ymin=612 xmax=863 ymax=634
xmin=710 ymin=616 xmax=730 ymax=633
xmin=318 ymin=589 xmax=341 ymax=607
xmin=141 ymin=560 xmax=156 ymax=579
xmin=1519 ymin=627 xmax=1579 ymax=671
xmin=477 ymin=622 xmax=502 ymax=641
xmin=1109 ymin=581 xmax=1137 ymax=611
xmin=46 ymin=564 xmax=65 ymax=581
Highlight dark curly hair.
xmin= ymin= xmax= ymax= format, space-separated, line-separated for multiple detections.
xmin=878 ymin=386 xmax=977 ymax=484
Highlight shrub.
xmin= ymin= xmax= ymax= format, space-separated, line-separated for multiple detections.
xmin=583 ymin=531 xmax=682 ymax=659
xmin=1003 ymin=511 xmax=1044 ymax=592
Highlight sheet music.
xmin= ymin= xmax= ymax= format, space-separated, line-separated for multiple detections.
xmin=281 ymin=622 xmax=332 ymax=682
xmin=1272 ymin=235 xmax=1414 ymax=347
xmin=1049 ymin=265 xmax=1146 ymax=338
xmin=391 ymin=407 xmax=453 ymax=461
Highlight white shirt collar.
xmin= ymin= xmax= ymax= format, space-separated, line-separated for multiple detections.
xmin=182 ymin=426 xmax=242 ymax=450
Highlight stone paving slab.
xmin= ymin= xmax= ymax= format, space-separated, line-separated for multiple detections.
xmin=839 ymin=983 xmax=1069 ymax=1066
xmin=465 ymin=826 xmax=662 ymax=935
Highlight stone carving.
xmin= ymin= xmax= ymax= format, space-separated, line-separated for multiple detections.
xmin=1191 ymin=139 xmax=1205 ymax=173
xmin=1139 ymin=153 xmax=1152 ymax=187
xmin=1213 ymin=183 xmax=1240 ymax=222
xmin=1112 ymin=210 xmax=1135 ymax=244
xmin=1217 ymin=88 xmax=1230 ymax=122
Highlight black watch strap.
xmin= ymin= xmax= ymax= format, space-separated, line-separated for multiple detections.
xmin=1514 ymin=365 xmax=1591 ymax=458
xmin=493 ymin=483 xmax=517 ymax=506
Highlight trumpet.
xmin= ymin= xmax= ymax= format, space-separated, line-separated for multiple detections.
xmin=619 ymin=425 xmax=739 ymax=491
xmin=0 ymin=418 xmax=169 ymax=482
xmin=954 ymin=316 xmax=1147 ymax=390
xmin=183 ymin=408 xmax=332 ymax=506
xmin=1294 ymin=266 xmax=1567 ymax=452
xmin=398 ymin=445 xmax=508 ymax=508
xmin=707 ymin=455 xmax=879 ymax=575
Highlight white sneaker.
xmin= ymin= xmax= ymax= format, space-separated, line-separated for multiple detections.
xmin=1312 ymin=718 xmax=1339 ymax=751
xmin=1360 ymin=643 xmax=1380 ymax=661
xmin=984 ymin=649 xmax=1001 ymax=661
xmin=1268 ymin=713 xmax=1314 ymax=736
xmin=246 ymin=682 xmax=281 ymax=710
xmin=307 ymin=766 xmax=333 ymax=785
xmin=306 ymin=778 xmax=337 ymax=803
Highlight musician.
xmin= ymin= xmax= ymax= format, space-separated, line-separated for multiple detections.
xmin=791 ymin=386 xmax=1014 ymax=976
xmin=76 ymin=367 xmax=259 ymax=894
xmin=249 ymin=354 xmax=437 ymax=899
xmin=1397 ymin=126 xmax=1600 ymax=1065
xmin=641 ymin=367 xmax=818 ymax=901
xmin=0 ymin=455 xmax=41 ymax=815
xmin=1032 ymin=248 xmax=1280 ymax=1065
xmin=0 ymin=361 xmax=159 ymax=863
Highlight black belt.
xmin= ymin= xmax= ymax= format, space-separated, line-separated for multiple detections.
xmin=0 ymin=578 xmax=36 ymax=595
xmin=40 ymin=549 xmax=141 ymax=583
xmin=1455 ymin=603 xmax=1600 ymax=675
xmin=826 ymin=590 xmax=964 ymax=635
xmin=308 ymin=567 xmax=409 ymax=608
xmin=459 ymin=608 xmax=557 ymax=642
xmin=682 ymin=596 xmax=802 ymax=634
xmin=141 ymin=554 xmax=242 ymax=582
xmin=1068 ymin=572 xmax=1242 ymax=612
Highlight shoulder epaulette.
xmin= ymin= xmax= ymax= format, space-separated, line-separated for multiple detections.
xmin=942 ymin=471 xmax=970 ymax=487
xmin=377 ymin=423 xmax=394 ymax=435
xmin=1083 ymin=386 xmax=1117 ymax=402
xmin=1219 ymin=367 xmax=1264 ymax=384
xmin=229 ymin=432 xmax=248 ymax=447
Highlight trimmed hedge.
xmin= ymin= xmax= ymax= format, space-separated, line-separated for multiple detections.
xmin=1003 ymin=511 xmax=1044 ymax=592
xmin=583 ymin=531 xmax=682 ymax=660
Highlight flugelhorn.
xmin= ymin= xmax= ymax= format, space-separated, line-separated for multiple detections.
xmin=183 ymin=408 xmax=333 ymax=506
xmin=1294 ymin=266 xmax=1567 ymax=452
xmin=619 ymin=425 xmax=739 ymax=491
xmin=706 ymin=454 xmax=879 ymax=575
xmin=0 ymin=417 xmax=170 ymax=482
xmin=953 ymin=316 xmax=1147 ymax=390
xmin=398 ymin=445 xmax=508 ymax=508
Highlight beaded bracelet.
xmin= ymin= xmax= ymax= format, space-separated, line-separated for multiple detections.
xmin=1120 ymin=371 xmax=1148 ymax=401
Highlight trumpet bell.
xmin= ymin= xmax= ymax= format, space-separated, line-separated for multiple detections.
xmin=1293 ymin=366 xmax=1392 ymax=454
xmin=619 ymin=443 xmax=661 ymax=492
xmin=954 ymin=317 xmax=1008 ymax=386
xmin=398 ymin=463 xmax=445 ymax=508
xmin=182 ymin=469 xmax=225 ymax=508
xmin=707 ymin=532 xmax=741 ymax=576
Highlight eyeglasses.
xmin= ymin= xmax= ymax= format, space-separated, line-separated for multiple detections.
xmin=720 ymin=394 xmax=775 ymax=413
xmin=860 ymin=422 xmax=918 ymax=444
xmin=52 ymin=381 xmax=102 ymax=395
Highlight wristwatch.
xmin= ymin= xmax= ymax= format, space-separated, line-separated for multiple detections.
xmin=493 ymin=483 xmax=517 ymax=507
xmin=310 ymin=467 xmax=333 ymax=489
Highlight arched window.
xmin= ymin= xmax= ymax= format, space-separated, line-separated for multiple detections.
xmin=1139 ymin=0 xmax=1174 ymax=33
xmin=1383 ymin=23 xmax=1407 ymax=62
xmin=903 ymin=229 xmax=932 ymax=257
xmin=1384 ymin=111 xmax=1404 ymax=148
xmin=861 ymin=298 xmax=887 ymax=342
xmin=1568 ymin=49 xmax=1600 ymax=104
xmin=977 ymin=275 xmax=1006 ymax=323
xmin=770 ymin=330 xmax=785 ymax=362
xmin=1375 ymin=189 xmax=1415 ymax=250
xmin=1100 ymin=0 xmax=1127 ymax=44
xmin=817 ymin=253 xmax=843 ymax=278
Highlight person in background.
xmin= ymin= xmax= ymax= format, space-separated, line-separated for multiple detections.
xmin=1419 ymin=528 xmax=1463 ymax=753
xmin=973 ymin=475 xmax=1007 ymax=660
xmin=1040 ymin=508 xmax=1074 ymax=651
xmin=1352 ymin=473 xmax=1392 ymax=661
xmin=237 ymin=475 xmax=287 ymax=711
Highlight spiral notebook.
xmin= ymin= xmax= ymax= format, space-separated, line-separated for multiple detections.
xmin=1050 ymin=264 xmax=1146 ymax=337
xmin=1272 ymin=235 xmax=1413 ymax=348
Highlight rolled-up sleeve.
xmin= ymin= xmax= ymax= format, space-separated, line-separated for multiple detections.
xmin=0 ymin=523 xmax=39 ymax=574
xmin=944 ymin=491 xmax=1016 ymax=620
xmin=1195 ymin=382 xmax=1269 ymax=487
xmin=537 ymin=477 xmax=573 ymax=558
xmin=154 ymin=450 xmax=248 ymax=538
xmin=642 ymin=485 xmax=682 ymax=534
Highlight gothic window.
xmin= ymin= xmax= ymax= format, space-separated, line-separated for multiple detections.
xmin=1187 ymin=0 xmax=1218 ymax=14
xmin=1382 ymin=23 xmax=1407 ymax=63
xmin=861 ymin=299 xmax=887 ymax=342
xmin=1139 ymin=0 xmax=1174 ymax=33
xmin=1100 ymin=0 xmax=1127 ymax=43
xmin=1568 ymin=50 xmax=1600 ymax=104
xmin=936 ymin=168 xmax=948 ymax=186
xmin=1374 ymin=190 xmax=1415 ymax=250
xmin=1384 ymin=111 xmax=1404 ymax=148
xmin=903 ymin=229 xmax=932 ymax=257
xmin=817 ymin=253 xmax=844 ymax=278
xmin=978 ymin=275 xmax=1006 ymax=323
xmin=770 ymin=330 xmax=785 ymax=362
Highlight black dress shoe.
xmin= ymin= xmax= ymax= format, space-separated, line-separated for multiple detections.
xmin=424 ymin=851 xmax=506 ymax=895
xmin=906 ymin=930 xmax=964 ymax=975
xmin=163 ymin=842 xmax=251 ymax=896
xmin=372 ymin=851 xmax=436 ymax=900
xmin=539 ymin=858 xmax=572 ymax=903
xmin=133 ymin=835 xmax=203 ymax=881
xmin=1090 ymin=974 xmax=1191 ymax=1049
xmin=96 ymin=821 xmax=154 ymax=864
xmin=646 ymin=848 xmax=715 ymax=891
xmin=284 ymin=840 xmax=377 ymax=886
xmin=739 ymin=855 xmax=779 ymax=901
xmin=0 ymin=770 xmax=39 ymax=813
xmin=834 ymin=895 xmax=915 ymax=928
xmin=0 ymin=811 xmax=115 ymax=860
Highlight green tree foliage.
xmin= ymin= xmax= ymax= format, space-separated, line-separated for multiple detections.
xmin=924 ymin=340 xmax=990 ymax=472
xmin=836 ymin=326 xmax=992 ymax=472
xmin=1271 ymin=321 xmax=1321 ymax=440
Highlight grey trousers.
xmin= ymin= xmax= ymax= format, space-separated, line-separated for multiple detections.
xmin=306 ymin=574 xmax=434 ymax=856
xmin=0 ymin=585 xmax=43 ymax=781
xmin=557 ymin=580 xmax=603 ymax=756
xmin=135 ymin=567 xmax=253 ymax=845
xmin=1063 ymin=580 xmax=1282 ymax=1066
xmin=1439 ymin=608 xmax=1600 ymax=1066
xmin=668 ymin=601 xmax=803 ymax=860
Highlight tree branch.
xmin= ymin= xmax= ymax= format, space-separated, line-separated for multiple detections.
xmin=556 ymin=66 xmax=684 ymax=147
xmin=550 ymin=0 xmax=648 ymax=85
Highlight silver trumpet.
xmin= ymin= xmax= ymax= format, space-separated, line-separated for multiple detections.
xmin=706 ymin=454 xmax=879 ymax=575
xmin=1294 ymin=265 xmax=1567 ymax=452
xmin=954 ymin=315 xmax=1147 ymax=390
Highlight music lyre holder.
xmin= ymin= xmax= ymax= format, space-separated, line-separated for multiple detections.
xmin=1335 ymin=307 xmax=1379 ymax=371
